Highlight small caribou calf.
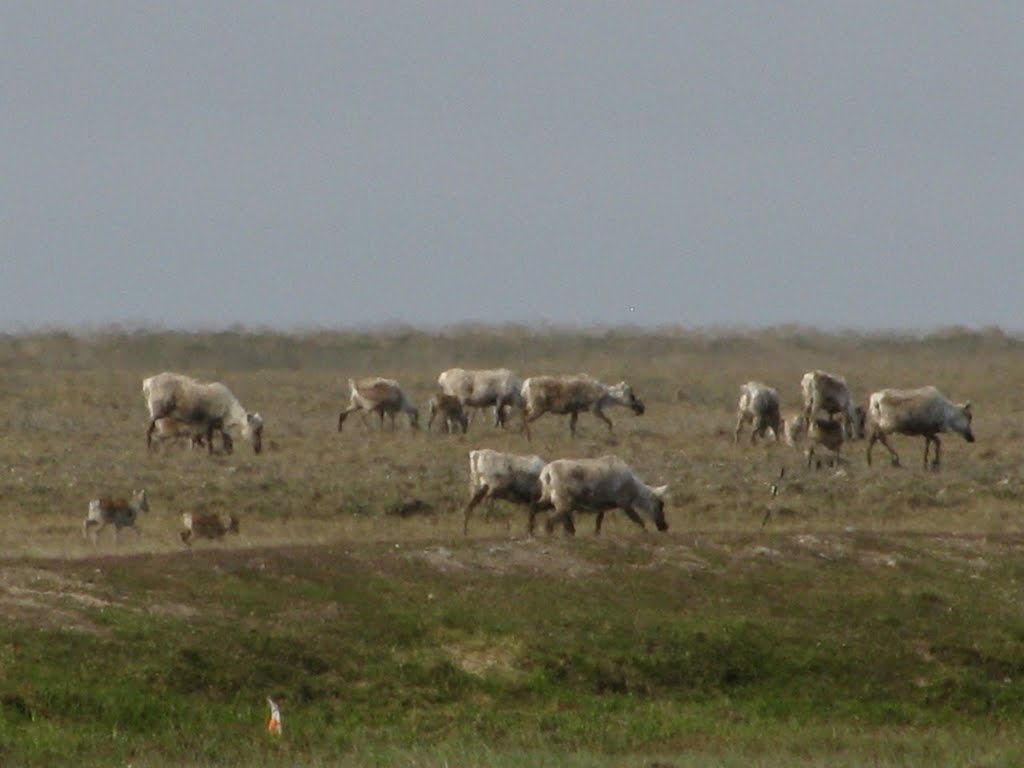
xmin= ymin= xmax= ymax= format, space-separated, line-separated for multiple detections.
xmin=180 ymin=512 xmax=240 ymax=546
xmin=151 ymin=417 xmax=235 ymax=453
xmin=806 ymin=418 xmax=844 ymax=469
xmin=84 ymin=489 xmax=148 ymax=544
xmin=427 ymin=393 xmax=469 ymax=434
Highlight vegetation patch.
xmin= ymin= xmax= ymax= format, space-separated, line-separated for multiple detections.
xmin=0 ymin=328 xmax=1022 ymax=765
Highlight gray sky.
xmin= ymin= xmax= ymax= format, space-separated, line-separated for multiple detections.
xmin=3 ymin=3 xmax=1022 ymax=333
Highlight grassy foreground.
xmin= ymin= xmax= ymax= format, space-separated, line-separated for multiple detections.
xmin=4 ymin=535 xmax=1024 ymax=767
xmin=0 ymin=327 xmax=1023 ymax=766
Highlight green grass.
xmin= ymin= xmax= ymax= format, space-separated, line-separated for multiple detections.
xmin=3 ymin=534 xmax=1024 ymax=765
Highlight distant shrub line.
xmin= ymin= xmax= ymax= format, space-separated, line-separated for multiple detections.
xmin=0 ymin=325 xmax=1019 ymax=371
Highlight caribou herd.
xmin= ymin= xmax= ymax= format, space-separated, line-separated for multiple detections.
xmin=736 ymin=370 xmax=974 ymax=471
xmin=86 ymin=362 xmax=979 ymax=545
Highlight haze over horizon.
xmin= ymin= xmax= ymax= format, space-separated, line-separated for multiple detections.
xmin=3 ymin=4 xmax=1022 ymax=334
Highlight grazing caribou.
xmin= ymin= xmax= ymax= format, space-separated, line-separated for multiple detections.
xmin=463 ymin=449 xmax=548 ymax=535
xmin=866 ymin=386 xmax=974 ymax=469
xmin=537 ymin=457 xmax=668 ymax=535
xmin=338 ymin=377 xmax=420 ymax=432
xmin=437 ymin=368 xmax=524 ymax=428
xmin=801 ymin=370 xmax=861 ymax=439
xmin=143 ymin=372 xmax=262 ymax=454
xmin=520 ymin=375 xmax=645 ymax=439
xmin=734 ymin=382 xmax=783 ymax=444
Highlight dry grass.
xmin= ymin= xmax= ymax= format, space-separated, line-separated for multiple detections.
xmin=0 ymin=327 xmax=1020 ymax=558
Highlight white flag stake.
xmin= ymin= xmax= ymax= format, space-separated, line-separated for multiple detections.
xmin=266 ymin=697 xmax=282 ymax=736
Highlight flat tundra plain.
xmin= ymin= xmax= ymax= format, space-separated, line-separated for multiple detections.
xmin=2 ymin=327 xmax=1024 ymax=767
xmin=2 ymin=328 xmax=1019 ymax=556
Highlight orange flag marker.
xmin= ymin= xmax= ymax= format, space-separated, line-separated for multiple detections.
xmin=266 ymin=697 xmax=282 ymax=736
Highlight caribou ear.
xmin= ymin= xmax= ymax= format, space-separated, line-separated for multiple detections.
xmin=962 ymin=401 xmax=971 ymax=414
xmin=652 ymin=484 xmax=669 ymax=499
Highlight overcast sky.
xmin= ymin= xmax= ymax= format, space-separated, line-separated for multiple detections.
xmin=2 ymin=3 xmax=1022 ymax=333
